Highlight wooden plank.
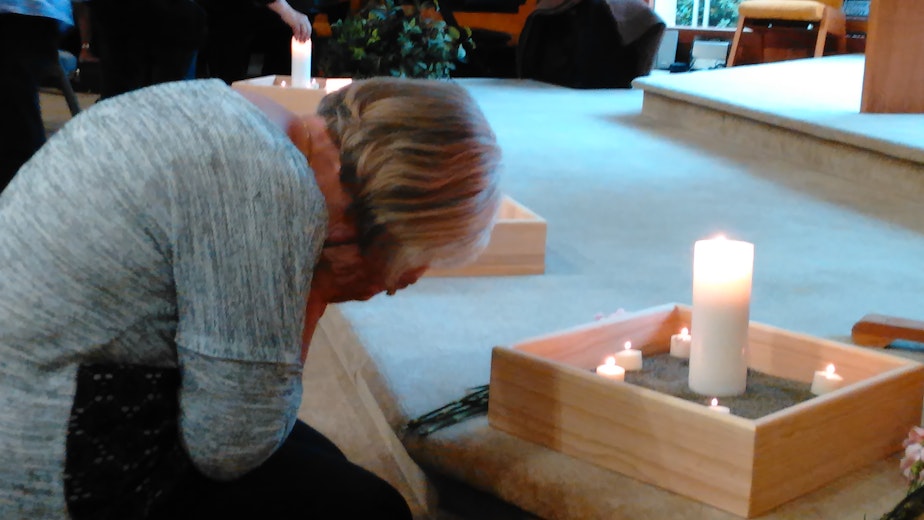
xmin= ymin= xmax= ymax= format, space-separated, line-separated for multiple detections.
xmin=860 ymin=0 xmax=924 ymax=113
xmin=512 ymin=303 xmax=684 ymax=367
xmin=852 ymin=313 xmax=924 ymax=348
xmin=748 ymin=321 xmax=908 ymax=384
xmin=750 ymin=364 xmax=924 ymax=516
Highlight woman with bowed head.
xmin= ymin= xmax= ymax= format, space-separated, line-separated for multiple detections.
xmin=0 ymin=76 xmax=501 ymax=519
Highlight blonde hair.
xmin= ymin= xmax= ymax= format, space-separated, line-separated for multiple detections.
xmin=318 ymin=77 xmax=502 ymax=283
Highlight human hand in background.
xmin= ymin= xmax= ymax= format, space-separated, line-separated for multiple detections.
xmin=79 ymin=45 xmax=99 ymax=63
xmin=267 ymin=0 xmax=312 ymax=42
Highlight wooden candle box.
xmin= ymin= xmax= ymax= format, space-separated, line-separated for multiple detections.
xmin=488 ymin=303 xmax=924 ymax=518
xmin=230 ymin=75 xmax=352 ymax=116
xmin=426 ymin=195 xmax=546 ymax=277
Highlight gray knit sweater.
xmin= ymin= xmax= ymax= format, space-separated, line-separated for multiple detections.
xmin=0 ymin=80 xmax=326 ymax=518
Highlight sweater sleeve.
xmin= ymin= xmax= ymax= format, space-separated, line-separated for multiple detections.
xmin=166 ymin=86 xmax=327 ymax=476
xmin=170 ymin=100 xmax=324 ymax=366
xmin=177 ymin=350 xmax=302 ymax=479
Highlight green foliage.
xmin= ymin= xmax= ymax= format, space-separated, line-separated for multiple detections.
xmin=675 ymin=0 xmax=741 ymax=27
xmin=321 ymin=0 xmax=474 ymax=79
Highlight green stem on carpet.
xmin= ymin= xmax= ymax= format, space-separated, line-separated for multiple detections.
xmin=880 ymin=484 xmax=924 ymax=520
xmin=405 ymin=384 xmax=490 ymax=436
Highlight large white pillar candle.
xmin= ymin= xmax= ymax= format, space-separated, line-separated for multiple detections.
xmin=291 ymin=37 xmax=312 ymax=88
xmin=688 ymin=236 xmax=754 ymax=396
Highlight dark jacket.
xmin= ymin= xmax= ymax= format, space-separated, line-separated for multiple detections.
xmin=517 ymin=0 xmax=665 ymax=88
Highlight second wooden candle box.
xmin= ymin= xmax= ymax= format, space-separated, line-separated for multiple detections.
xmin=230 ymin=75 xmax=352 ymax=116
xmin=487 ymin=303 xmax=924 ymax=518
xmin=425 ymin=195 xmax=546 ymax=277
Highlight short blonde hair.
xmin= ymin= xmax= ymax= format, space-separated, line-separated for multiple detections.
xmin=318 ymin=77 xmax=502 ymax=284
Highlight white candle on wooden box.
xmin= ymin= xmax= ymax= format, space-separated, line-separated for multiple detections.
xmin=614 ymin=341 xmax=643 ymax=371
xmin=291 ymin=37 xmax=312 ymax=88
xmin=810 ymin=364 xmax=845 ymax=395
xmin=688 ymin=236 xmax=754 ymax=397
xmin=595 ymin=356 xmax=626 ymax=381
xmin=670 ymin=327 xmax=692 ymax=358
xmin=708 ymin=398 xmax=731 ymax=414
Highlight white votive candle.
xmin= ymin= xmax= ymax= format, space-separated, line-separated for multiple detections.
xmin=810 ymin=364 xmax=845 ymax=395
xmin=595 ymin=356 xmax=626 ymax=381
xmin=614 ymin=341 xmax=643 ymax=371
xmin=688 ymin=236 xmax=754 ymax=397
xmin=670 ymin=327 xmax=692 ymax=359
xmin=291 ymin=37 xmax=312 ymax=88
xmin=708 ymin=398 xmax=731 ymax=414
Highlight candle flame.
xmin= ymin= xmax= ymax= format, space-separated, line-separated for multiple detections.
xmin=280 ymin=80 xmax=287 ymax=87
xmin=681 ymin=327 xmax=689 ymax=336
xmin=826 ymin=364 xmax=836 ymax=375
xmin=624 ymin=341 xmax=632 ymax=350
xmin=605 ymin=356 xmax=616 ymax=366
xmin=713 ymin=234 xmax=727 ymax=241
xmin=710 ymin=398 xmax=719 ymax=407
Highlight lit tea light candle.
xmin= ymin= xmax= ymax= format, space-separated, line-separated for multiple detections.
xmin=280 ymin=80 xmax=287 ymax=87
xmin=614 ymin=341 xmax=643 ymax=371
xmin=708 ymin=398 xmax=730 ymax=414
xmin=688 ymin=235 xmax=754 ymax=397
xmin=670 ymin=327 xmax=692 ymax=359
xmin=810 ymin=364 xmax=845 ymax=395
xmin=291 ymin=37 xmax=312 ymax=88
xmin=595 ymin=356 xmax=626 ymax=381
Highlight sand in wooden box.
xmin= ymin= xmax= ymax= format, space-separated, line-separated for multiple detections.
xmin=230 ymin=76 xmax=352 ymax=116
xmin=487 ymin=303 xmax=924 ymax=518
xmin=426 ymin=195 xmax=546 ymax=277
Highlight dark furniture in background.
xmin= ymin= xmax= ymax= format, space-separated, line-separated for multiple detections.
xmin=517 ymin=0 xmax=664 ymax=88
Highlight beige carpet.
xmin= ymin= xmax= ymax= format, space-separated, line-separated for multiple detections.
xmin=301 ymin=76 xmax=924 ymax=520
xmin=39 ymin=71 xmax=924 ymax=519
xmin=635 ymin=54 xmax=924 ymax=164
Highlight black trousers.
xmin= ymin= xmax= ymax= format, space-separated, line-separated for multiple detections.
xmin=65 ymin=364 xmax=412 ymax=519
xmin=89 ymin=0 xmax=205 ymax=99
xmin=0 ymin=14 xmax=61 ymax=189
xmin=195 ymin=0 xmax=296 ymax=84
xmin=154 ymin=420 xmax=414 ymax=519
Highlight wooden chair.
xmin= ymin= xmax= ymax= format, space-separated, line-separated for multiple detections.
xmin=726 ymin=0 xmax=847 ymax=67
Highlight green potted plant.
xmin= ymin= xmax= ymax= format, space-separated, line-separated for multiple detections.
xmin=320 ymin=0 xmax=474 ymax=79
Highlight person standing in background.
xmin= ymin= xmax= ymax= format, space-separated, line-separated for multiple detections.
xmin=196 ymin=0 xmax=312 ymax=84
xmin=72 ymin=1 xmax=98 ymax=64
xmin=0 ymin=0 xmax=73 ymax=190
xmin=88 ymin=0 xmax=207 ymax=99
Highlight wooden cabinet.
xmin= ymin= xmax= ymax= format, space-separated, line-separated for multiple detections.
xmin=861 ymin=0 xmax=924 ymax=113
